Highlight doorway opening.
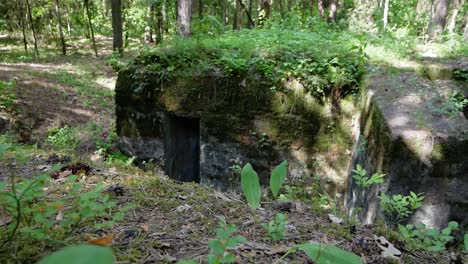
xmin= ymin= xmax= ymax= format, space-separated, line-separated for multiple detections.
xmin=164 ymin=115 xmax=200 ymax=183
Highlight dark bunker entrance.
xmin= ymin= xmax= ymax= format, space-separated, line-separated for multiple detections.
xmin=163 ymin=115 xmax=200 ymax=183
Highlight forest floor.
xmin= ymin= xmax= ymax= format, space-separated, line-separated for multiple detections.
xmin=0 ymin=36 xmax=466 ymax=263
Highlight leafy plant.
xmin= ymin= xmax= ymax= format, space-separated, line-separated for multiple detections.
xmin=398 ymin=221 xmax=459 ymax=252
xmin=279 ymin=242 xmax=362 ymax=264
xmin=0 ymin=79 xmax=17 ymax=107
xmin=208 ymin=216 xmax=246 ymax=264
xmin=352 ymin=164 xmax=385 ymax=188
xmin=261 ymin=213 xmax=288 ymax=242
xmin=37 ymin=245 xmax=114 ymax=264
xmin=46 ymin=125 xmax=80 ymax=150
xmin=299 ymin=243 xmax=362 ymax=264
xmin=379 ymin=192 xmax=425 ymax=225
xmin=270 ymin=160 xmax=287 ymax=199
xmin=240 ymin=163 xmax=261 ymax=210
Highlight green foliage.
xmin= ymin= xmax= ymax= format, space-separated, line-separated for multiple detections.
xmin=0 ymin=79 xmax=17 ymax=107
xmin=269 ymin=160 xmax=287 ymax=199
xmin=46 ymin=126 xmax=80 ymax=150
xmin=298 ymin=242 xmax=362 ymax=264
xmin=398 ymin=221 xmax=459 ymax=252
xmin=240 ymin=163 xmax=261 ymax=210
xmin=261 ymin=213 xmax=288 ymax=242
xmin=379 ymin=192 xmax=425 ymax=225
xmin=134 ymin=29 xmax=366 ymax=97
xmin=352 ymin=164 xmax=385 ymax=188
xmin=37 ymin=245 xmax=114 ymax=264
xmin=0 ymin=147 xmax=128 ymax=249
xmin=464 ymin=234 xmax=468 ymax=252
xmin=208 ymin=216 xmax=246 ymax=264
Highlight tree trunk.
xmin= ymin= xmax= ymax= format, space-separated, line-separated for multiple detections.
xmin=233 ymin=0 xmax=239 ymax=29
xmin=84 ymin=0 xmax=98 ymax=57
xmin=318 ymin=0 xmax=325 ymax=18
xmin=464 ymin=17 xmax=468 ymax=40
xmin=428 ymin=0 xmax=451 ymax=39
xmin=146 ymin=5 xmax=155 ymax=44
xmin=198 ymin=0 xmax=203 ymax=18
xmin=259 ymin=0 xmax=271 ymax=26
xmin=25 ymin=0 xmax=38 ymax=57
xmin=447 ymin=0 xmax=463 ymax=34
xmin=55 ymin=0 xmax=66 ymax=55
xmin=383 ymin=0 xmax=390 ymax=29
xmin=16 ymin=0 xmax=28 ymax=52
xmin=156 ymin=4 xmax=163 ymax=44
xmin=238 ymin=0 xmax=255 ymax=28
xmin=177 ymin=0 xmax=192 ymax=37
xmin=162 ymin=0 xmax=168 ymax=33
xmin=111 ymin=0 xmax=123 ymax=54
xmin=328 ymin=0 xmax=338 ymax=22
xmin=65 ymin=2 xmax=72 ymax=37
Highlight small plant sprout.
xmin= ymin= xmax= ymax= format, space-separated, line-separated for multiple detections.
xmin=352 ymin=164 xmax=385 ymax=188
xmin=261 ymin=213 xmax=288 ymax=242
xmin=208 ymin=216 xmax=246 ymax=264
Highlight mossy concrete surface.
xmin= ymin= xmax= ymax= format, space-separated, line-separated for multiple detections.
xmin=346 ymin=65 xmax=468 ymax=230
xmin=115 ymin=66 xmax=357 ymax=197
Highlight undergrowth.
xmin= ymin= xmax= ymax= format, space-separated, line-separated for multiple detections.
xmin=131 ymin=28 xmax=367 ymax=97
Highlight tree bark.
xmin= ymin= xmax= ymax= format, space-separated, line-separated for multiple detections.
xmin=55 ymin=0 xmax=66 ymax=55
xmin=464 ymin=17 xmax=468 ymax=40
xmin=447 ymin=0 xmax=463 ymax=34
xmin=233 ymin=0 xmax=239 ymax=29
xmin=16 ymin=0 xmax=28 ymax=52
xmin=84 ymin=0 xmax=98 ymax=57
xmin=428 ymin=0 xmax=451 ymax=39
xmin=328 ymin=0 xmax=338 ymax=22
xmin=318 ymin=0 xmax=325 ymax=19
xmin=25 ymin=0 xmax=38 ymax=57
xmin=177 ymin=0 xmax=192 ymax=37
xmin=383 ymin=0 xmax=390 ymax=29
xmin=111 ymin=0 xmax=123 ymax=54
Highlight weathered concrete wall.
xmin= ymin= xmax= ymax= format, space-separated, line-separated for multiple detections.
xmin=345 ymin=69 xmax=468 ymax=230
xmin=115 ymin=66 xmax=357 ymax=195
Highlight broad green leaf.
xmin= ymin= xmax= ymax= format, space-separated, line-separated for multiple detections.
xmin=208 ymin=239 xmax=225 ymax=255
xmin=0 ymin=143 xmax=11 ymax=154
xmin=270 ymin=160 xmax=287 ymax=198
xmin=463 ymin=234 xmax=467 ymax=251
xmin=225 ymin=235 xmax=246 ymax=248
xmin=221 ymin=252 xmax=236 ymax=263
xmin=241 ymin=163 xmax=261 ymax=210
xmin=37 ymin=245 xmax=114 ymax=264
xmin=177 ymin=260 xmax=198 ymax=264
xmin=299 ymin=242 xmax=362 ymax=264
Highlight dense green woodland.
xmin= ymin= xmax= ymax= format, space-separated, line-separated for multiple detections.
xmin=0 ymin=0 xmax=467 ymax=263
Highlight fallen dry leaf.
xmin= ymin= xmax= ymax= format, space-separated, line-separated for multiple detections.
xmin=87 ymin=234 xmax=115 ymax=246
xmin=140 ymin=223 xmax=150 ymax=232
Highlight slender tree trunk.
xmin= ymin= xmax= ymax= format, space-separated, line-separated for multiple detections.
xmin=447 ymin=0 xmax=463 ymax=34
xmin=328 ymin=0 xmax=338 ymax=22
xmin=162 ymin=0 xmax=168 ymax=33
xmin=233 ymin=0 xmax=239 ymax=29
xmin=259 ymin=0 xmax=271 ymax=26
xmin=238 ymin=0 xmax=255 ymax=28
xmin=318 ymin=0 xmax=325 ymax=18
xmin=383 ymin=0 xmax=390 ymax=29
xmin=111 ymin=0 xmax=123 ymax=54
xmin=248 ymin=0 xmax=253 ymax=27
xmin=84 ymin=0 xmax=98 ymax=57
xmin=428 ymin=0 xmax=451 ymax=39
xmin=198 ymin=0 xmax=203 ymax=18
xmin=177 ymin=0 xmax=193 ymax=37
xmin=54 ymin=0 xmax=66 ymax=55
xmin=16 ymin=0 xmax=28 ymax=52
xmin=25 ymin=0 xmax=38 ymax=57
xmin=464 ymin=17 xmax=468 ymax=40
xmin=156 ymin=2 xmax=163 ymax=44
xmin=65 ymin=2 xmax=72 ymax=37
xmin=146 ymin=5 xmax=155 ymax=44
